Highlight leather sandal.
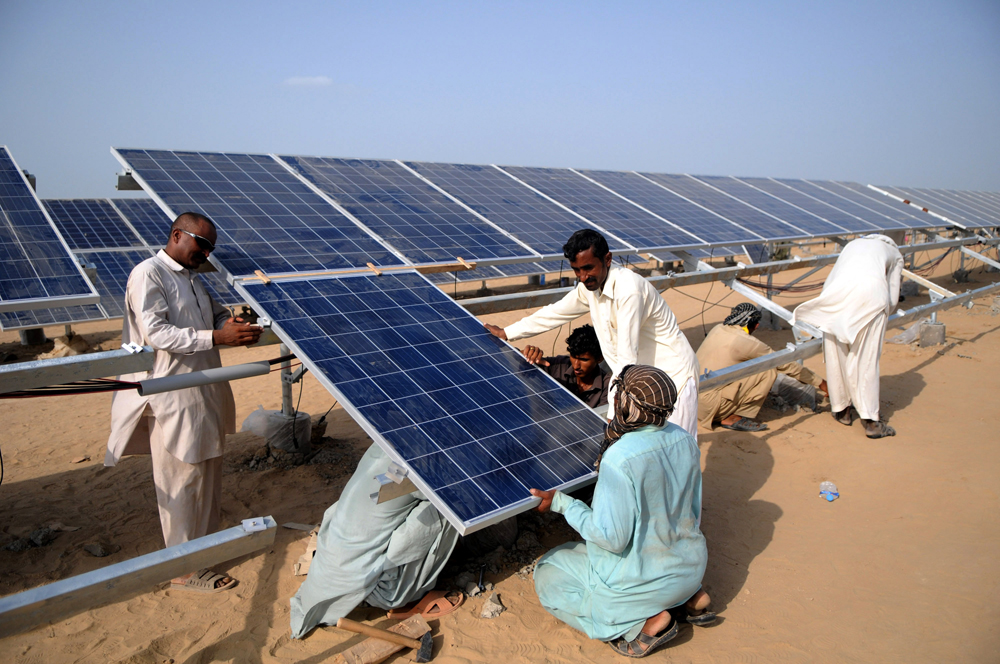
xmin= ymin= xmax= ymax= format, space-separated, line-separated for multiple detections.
xmin=717 ymin=417 xmax=768 ymax=432
xmin=609 ymin=619 xmax=679 ymax=658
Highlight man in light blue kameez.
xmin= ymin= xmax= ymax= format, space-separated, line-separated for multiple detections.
xmin=531 ymin=365 xmax=714 ymax=658
xmin=290 ymin=444 xmax=461 ymax=638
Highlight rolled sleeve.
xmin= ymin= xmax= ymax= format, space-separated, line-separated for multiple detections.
xmin=505 ymin=287 xmax=590 ymax=341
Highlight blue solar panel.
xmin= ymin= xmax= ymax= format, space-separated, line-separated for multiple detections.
xmin=875 ymin=186 xmax=995 ymax=229
xmin=43 ymin=199 xmax=143 ymax=251
xmin=742 ymin=243 xmax=771 ymax=264
xmin=111 ymin=198 xmax=173 ymax=246
xmin=235 ymin=271 xmax=605 ymax=533
xmin=732 ymin=178 xmax=881 ymax=234
xmin=951 ymin=190 xmax=1000 ymax=220
xmin=641 ymin=173 xmax=806 ymax=241
xmin=0 ymin=147 xmax=97 ymax=309
xmin=690 ymin=175 xmax=846 ymax=236
xmin=278 ymin=156 xmax=532 ymax=265
xmin=0 ymin=304 xmax=105 ymax=331
xmin=810 ymin=181 xmax=921 ymax=229
xmin=770 ymin=179 xmax=904 ymax=231
xmin=500 ymin=166 xmax=702 ymax=251
xmin=113 ymin=149 xmax=404 ymax=277
xmin=404 ymin=162 xmax=630 ymax=257
xmin=77 ymin=249 xmax=154 ymax=318
xmin=578 ymin=169 xmax=760 ymax=245
xmin=197 ymin=270 xmax=243 ymax=307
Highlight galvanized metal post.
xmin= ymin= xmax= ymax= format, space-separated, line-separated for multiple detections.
xmin=280 ymin=343 xmax=293 ymax=416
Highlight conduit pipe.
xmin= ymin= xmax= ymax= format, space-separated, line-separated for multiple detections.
xmin=137 ymin=361 xmax=270 ymax=396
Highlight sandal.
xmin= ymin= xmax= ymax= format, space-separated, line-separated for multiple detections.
xmin=832 ymin=407 xmax=856 ymax=426
xmin=609 ymin=619 xmax=678 ymax=658
xmin=671 ymin=605 xmax=718 ymax=626
xmin=170 ymin=568 xmax=237 ymax=594
xmin=865 ymin=420 xmax=896 ymax=439
xmin=717 ymin=417 xmax=768 ymax=432
xmin=387 ymin=590 xmax=464 ymax=619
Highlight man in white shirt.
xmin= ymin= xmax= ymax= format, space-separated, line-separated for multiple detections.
xmin=791 ymin=234 xmax=903 ymax=438
xmin=485 ymin=230 xmax=700 ymax=436
xmin=106 ymin=212 xmax=261 ymax=592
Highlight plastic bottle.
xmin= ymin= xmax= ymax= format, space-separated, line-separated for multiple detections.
xmin=819 ymin=481 xmax=839 ymax=502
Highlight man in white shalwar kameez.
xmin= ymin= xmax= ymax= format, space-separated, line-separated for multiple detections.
xmin=791 ymin=234 xmax=903 ymax=438
xmin=485 ymin=230 xmax=700 ymax=436
xmin=106 ymin=212 xmax=261 ymax=592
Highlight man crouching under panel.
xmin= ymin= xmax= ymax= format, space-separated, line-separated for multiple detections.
xmin=289 ymin=444 xmax=463 ymax=638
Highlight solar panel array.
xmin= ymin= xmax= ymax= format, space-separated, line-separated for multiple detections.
xmin=871 ymin=185 xmax=1000 ymax=230
xmin=235 ymin=271 xmax=606 ymax=533
xmin=0 ymin=147 xmax=98 ymax=312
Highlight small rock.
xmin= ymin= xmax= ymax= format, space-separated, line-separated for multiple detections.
xmin=70 ymin=456 xmax=91 ymax=464
xmin=455 ymin=571 xmax=476 ymax=589
xmin=480 ymin=592 xmax=506 ymax=619
xmin=83 ymin=542 xmax=121 ymax=557
xmin=4 ymin=538 xmax=31 ymax=552
xmin=485 ymin=582 xmax=494 ymax=591
xmin=29 ymin=528 xmax=56 ymax=547
xmin=465 ymin=582 xmax=481 ymax=597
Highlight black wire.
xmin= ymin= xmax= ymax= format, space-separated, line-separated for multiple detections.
xmin=291 ymin=373 xmax=306 ymax=449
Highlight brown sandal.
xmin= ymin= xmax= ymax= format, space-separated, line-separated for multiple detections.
xmin=387 ymin=590 xmax=464 ymax=619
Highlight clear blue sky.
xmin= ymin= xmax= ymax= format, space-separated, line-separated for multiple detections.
xmin=2 ymin=0 xmax=998 ymax=198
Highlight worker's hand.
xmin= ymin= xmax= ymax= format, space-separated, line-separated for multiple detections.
xmin=529 ymin=488 xmax=556 ymax=513
xmin=818 ymin=379 xmax=829 ymax=397
xmin=483 ymin=323 xmax=508 ymax=340
xmin=213 ymin=317 xmax=262 ymax=347
xmin=520 ymin=345 xmax=550 ymax=366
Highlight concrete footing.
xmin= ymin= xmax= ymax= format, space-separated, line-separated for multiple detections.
xmin=919 ymin=322 xmax=947 ymax=347
xmin=18 ymin=328 xmax=46 ymax=346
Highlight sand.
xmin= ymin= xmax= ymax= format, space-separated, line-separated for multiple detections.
xmin=1 ymin=256 xmax=999 ymax=663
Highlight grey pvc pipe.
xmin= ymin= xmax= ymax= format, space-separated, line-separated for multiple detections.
xmin=137 ymin=361 xmax=270 ymax=396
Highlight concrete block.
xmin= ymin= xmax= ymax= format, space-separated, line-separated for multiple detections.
xmin=919 ymin=322 xmax=947 ymax=347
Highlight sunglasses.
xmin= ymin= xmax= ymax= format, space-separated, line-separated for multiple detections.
xmin=178 ymin=229 xmax=216 ymax=253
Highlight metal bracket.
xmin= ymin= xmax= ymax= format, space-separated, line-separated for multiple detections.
xmin=901 ymin=268 xmax=955 ymax=303
xmin=370 ymin=462 xmax=418 ymax=504
xmin=281 ymin=364 xmax=308 ymax=384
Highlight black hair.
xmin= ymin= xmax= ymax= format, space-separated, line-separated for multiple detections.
xmin=170 ymin=211 xmax=216 ymax=233
xmin=566 ymin=324 xmax=602 ymax=359
xmin=562 ymin=229 xmax=609 ymax=262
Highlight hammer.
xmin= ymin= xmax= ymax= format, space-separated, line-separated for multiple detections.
xmin=337 ymin=617 xmax=434 ymax=662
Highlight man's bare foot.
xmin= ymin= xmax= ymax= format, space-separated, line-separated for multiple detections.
xmin=685 ymin=589 xmax=711 ymax=614
xmin=641 ymin=609 xmax=673 ymax=637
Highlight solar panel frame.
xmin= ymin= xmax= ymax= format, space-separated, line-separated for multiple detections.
xmin=112 ymin=148 xmax=407 ymax=279
xmin=234 ymin=271 xmax=606 ymax=534
xmin=0 ymin=147 xmax=100 ymax=313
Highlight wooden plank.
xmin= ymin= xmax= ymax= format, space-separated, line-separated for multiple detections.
xmin=331 ymin=615 xmax=430 ymax=664
xmin=0 ymin=516 xmax=276 ymax=637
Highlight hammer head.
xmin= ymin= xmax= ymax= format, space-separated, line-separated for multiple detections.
xmin=412 ymin=630 xmax=433 ymax=663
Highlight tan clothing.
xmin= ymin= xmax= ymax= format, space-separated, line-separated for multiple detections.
xmin=697 ymin=324 xmax=822 ymax=430
xmin=504 ymin=265 xmax=699 ymax=433
xmin=106 ymin=250 xmax=235 ymax=466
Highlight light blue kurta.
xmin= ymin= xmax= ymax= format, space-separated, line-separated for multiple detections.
xmin=290 ymin=444 xmax=460 ymax=639
xmin=534 ymin=423 xmax=707 ymax=642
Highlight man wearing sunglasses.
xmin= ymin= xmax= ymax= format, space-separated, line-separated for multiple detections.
xmin=106 ymin=212 xmax=262 ymax=593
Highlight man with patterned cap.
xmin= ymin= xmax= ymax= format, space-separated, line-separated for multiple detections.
xmin=696 ymin=302 xmax=827 ymax=432
xmin=791 ymin=234 xmax=903 ymax=438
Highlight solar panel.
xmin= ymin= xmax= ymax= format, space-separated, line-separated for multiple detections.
xmin=770 ymin=179 xmax=905 ymax=231
xmin=732 ymin=177 xmax=882 ymax=234
xmin=277 ymin=156 xmax=533 ymax=265
xmin=742 ymin=243 xmax=771 ymax=264
xmin=112 ymin=149 xmax=404 ymax=277
xmin=404 ymin=162 xmax=631 ymax=257
xmin=0 ymin=147 xmax=99 ymax=312
xmin=0 ymin=304 xmax=106 ymax=331
xmin=578 ymin=169 xmax=761 ymax=246
xmin=691 ymin=175 xmax=847 ymax=236
xmin=234 ymin=271 xmax=605 ymax=533
xmin=111 ymin=198 xmax=172 ymax=246
xmin=874 ymin=186 xmax=995 ymax=229
xmin=814 ymin=181 xmax=927 ymax=229
xmin=641 ymin=173 xmax=807 ymax=241
xmin=499 ymin=166 xmax=703 ymax=251
xmin=947 ymin=190 xmax=1000 ymax=218
xmin=77 ymin=249 xmax=155 ymax=318
xmin=43 ymin=199 xmax=143 ymax=250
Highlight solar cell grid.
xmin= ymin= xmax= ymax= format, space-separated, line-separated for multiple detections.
xmin=404 ymin=162 xmax=629 ymax=257
xmin=235 ymin=271 xmax=605 ymax=532
xmin=43 ymin=199 xmax=143 ymax=250
xmin=0 ymin=304 xmax=105 ymax=331
xmin=879 ymin=186 xmax=993 ymax=228
xmin=734 ymin=178 xmax=881 ymax=234
xmin=113 ymin=149 xmax=404 ymax=277
xmin=78 ymin=249 xmax=155 ymax=318
xmin=691 ymin=175 xmax=846 ymax=236
xmin=111 ymin=198 xmax=173 ymax=246
xmin=500 ymin=166 xmax=702 ymax=250
xmin=579 ymin=169 xmax=759 ymax=245
xmin=0 ymin=147 xmax=97 ymax=308
xmin=817 ymin=181 xmax=925 ymax=229
xmin=940 ymin=189 xmax=1000 ymax=220
xmin=641 ymin=173 xmax=805 ymax=240
xmin=279 ymin=156 xmax=532 ymax=265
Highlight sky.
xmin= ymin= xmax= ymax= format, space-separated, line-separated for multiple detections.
xmin=2 ymin=0 xmax=999 ymax=199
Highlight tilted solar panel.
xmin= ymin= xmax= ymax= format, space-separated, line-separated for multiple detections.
xmin=815 ymin=181 xmax=925 ymax=229
xmin=732 ymin=178 xmax=881 ymax=234
xmin=77 ymin=249 xmax=155 ymax=319
xmin=0 ymin=304 xmax=106 ymax=331
xmin=234 ymin=271 xmax=605 ymax=533
xmin=112 ymin=149 xmax=404 ymax=277
xmin=578 ymin=169 xmax=760 ymax=246
xmin=0 ymin=147 xmax=99 ymax=312
xmin=770 ymin=179 xmax=904 ymax=231
xmin=111 ymin=198 xmax=173 ymax=246
xmin=936 ymin=189 xmax=1000 ymax=221
xmin=404 ymin=162 xmax=631 ymax=257
xmin=874 ymin=186 xmax=994 ymax=229
xmin=499 ymin=166 xmax=702 ymax=251
xmin=278 ymin=156 xmax=533 ymax=265
xmin=43 ymin=199 xmax=144 ymax=250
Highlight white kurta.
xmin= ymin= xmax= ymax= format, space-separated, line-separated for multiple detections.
xmin=105 ymin=250 xmax=236 ymax=466
xmin=504 ymin=266 xmax=699 ymax=432
xmin=791 ymin=235 xmax=903 ymax=420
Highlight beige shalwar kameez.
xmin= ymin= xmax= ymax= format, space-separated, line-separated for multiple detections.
xmin=696 ymin=323 xmax=824 ymax=430
xmin=105 ymin=250 xmax=236 ymax=547
xmin=791 ymin=235 xmax=903 ymax=421
xmin=504 ymin=265 xmax=700 ymax=435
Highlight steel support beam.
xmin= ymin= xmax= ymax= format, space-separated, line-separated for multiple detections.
xmin=0 ymin=346 xmax=154 ymax=395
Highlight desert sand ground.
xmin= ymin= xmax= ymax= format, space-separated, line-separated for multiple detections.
xmin=1 ymin=253 xmax=999 ymax=663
